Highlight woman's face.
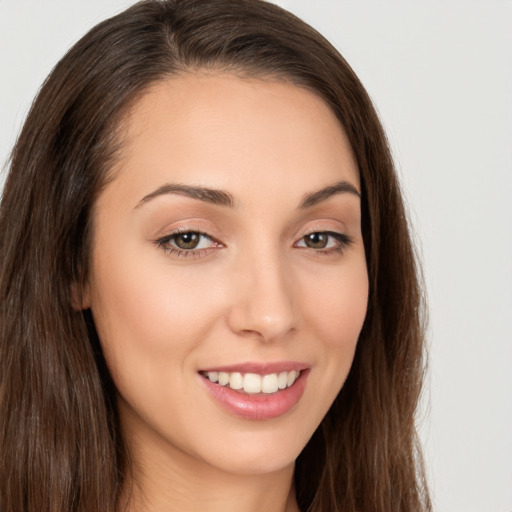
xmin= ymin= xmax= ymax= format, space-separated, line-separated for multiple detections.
xmin=84 ymin=73 xmax=368 ymax=477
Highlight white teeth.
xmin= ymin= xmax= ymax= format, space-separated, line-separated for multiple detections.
xmin=229 ymin=372 xmax=243 ymax=390
xmin=278 ymin=371 xmax=288 ymax=389
xmin=243 ymin=373 xmax=262 ymax=394
xmin=205 ymin=370 xmax=301 ymax=394
xmin=218 ymin=372 xmax=229 ymax=386
xmin=287 ymin=370 xmax=299 ymax=387
xmin=261 ymin=373 xmax=278 ymax=393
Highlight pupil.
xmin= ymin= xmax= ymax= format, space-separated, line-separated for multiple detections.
xmin=306 ymin=233 xmax=328 ymax=249
xmin=176 ymin=232 xmax=200 ymax=249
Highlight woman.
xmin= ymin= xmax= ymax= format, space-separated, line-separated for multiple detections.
xmin=0 ymin=1 xmax=431 ymax=511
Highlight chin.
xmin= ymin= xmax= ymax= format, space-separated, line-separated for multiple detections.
xmin=189 ymin=415 xmax=318 ymax=477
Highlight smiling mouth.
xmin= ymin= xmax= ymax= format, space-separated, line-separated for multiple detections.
xmin=200 ymin=370 xmax=301 ymax=394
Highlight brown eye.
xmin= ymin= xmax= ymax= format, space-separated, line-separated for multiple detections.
xmin=303 ymin=232 xmax=329 ymax=249
xmin=155 ymin=230 xmax=221 ymax=258
xmin=295 ymin=231 xmax=353 ymax=254
xmin=174 ymin=232 xmax=201 ymax=249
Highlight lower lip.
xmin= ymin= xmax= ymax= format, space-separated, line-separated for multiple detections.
xmin=200 ymin=370 xmax=310 ymax=420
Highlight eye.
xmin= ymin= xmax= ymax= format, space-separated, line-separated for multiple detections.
xmin=302 ymin=232 xmax=330 ymax=249
xmin=295 ymin=231 xmax=352 ymax=253
xmin=155 ymin=230 xmax=222 ymax=258
xmin=172 ymin=231 xmax=207 ymax=250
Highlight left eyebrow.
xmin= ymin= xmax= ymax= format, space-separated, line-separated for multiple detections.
xmin=299 ymin=180 xmax=361 ymax=209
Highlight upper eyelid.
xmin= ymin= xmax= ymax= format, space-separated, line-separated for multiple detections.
xmin=299 ymin=226 xmax=344 ymax=236
xmin=295 ymin=231 xmax=352 ymax=244
xmin=159 ymin=226 xmax=346 ymax=237
xmin=157 ymin=226 xmax=349 ymax=240
xmin=153 ymin=214 xmax=349 ymax=236
xmin=158 ymin=230 xmax=218 ymax=245
xmin=156 ymin=225 xmax=218 ymax=241
xmin=293 ymin=225 xmax=350 ymax=243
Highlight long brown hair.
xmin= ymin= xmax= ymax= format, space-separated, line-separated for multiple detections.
xmin=0 ymin=1 xmax=431 ymax=511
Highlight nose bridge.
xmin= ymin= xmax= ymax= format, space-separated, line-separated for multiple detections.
xmin=228 ymin=238 xmax=297 ymax=342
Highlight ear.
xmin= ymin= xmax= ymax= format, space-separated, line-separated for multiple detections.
xmin=70 ymin=279 xmax=91 ymax=311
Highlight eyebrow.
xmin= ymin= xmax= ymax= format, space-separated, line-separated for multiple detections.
xmin=136 ymin=183 xmax=235 ymax=208
xmin=135 ymin=179 xmax=360 ymax=210
xmin=299 ymin=180 xmax=361 ymax=208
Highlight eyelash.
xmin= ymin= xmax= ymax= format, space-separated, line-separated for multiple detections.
xmin=154 ymin=229 xmax=353 ymax=259
xmin=295 ymin=231 xmax=354 ymax=255
xmin=155 ymin=229 xmax=221 ymax=259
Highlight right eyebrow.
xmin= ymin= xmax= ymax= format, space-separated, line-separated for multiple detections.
xmin=135 ymin=183 xmax=236 ymax=209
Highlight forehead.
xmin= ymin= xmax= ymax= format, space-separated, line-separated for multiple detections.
xmin=108 ymin=73 xmax=360 ymax=207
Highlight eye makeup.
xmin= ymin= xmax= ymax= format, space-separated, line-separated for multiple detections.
xmin=294 ymin=231 xmax=353 ymax=255
xmin=154 ymin=227 xmax=353 ymax=260
xmin=154 ymin=228 xmax=223 ymax=259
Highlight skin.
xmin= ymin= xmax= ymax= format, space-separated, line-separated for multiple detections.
xmin=83 ymin=73 xmax=369 ymax=512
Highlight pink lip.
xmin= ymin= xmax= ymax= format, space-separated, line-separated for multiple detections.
xmin=199 ymin=365 xmax=310 ymax=421
xmin=199 ymin=361 xmax=309 ymax=374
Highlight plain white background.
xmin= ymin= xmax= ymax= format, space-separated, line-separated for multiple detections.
xmin=1 ymin=1 xmax=511 ymax=511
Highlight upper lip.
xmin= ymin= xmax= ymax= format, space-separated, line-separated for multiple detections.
xmin=199 ymin=361 xmax=310 ymax=375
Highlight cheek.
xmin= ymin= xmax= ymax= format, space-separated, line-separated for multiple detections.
xmin=304 ymin=260 xmax=369 ymax=348
xmin=87 ymin=255 xmax=216 ymax=434
xmin=286 ymin=259 xmax=368 ymax=440
xmin=88 ymin=246 xmax=229 ymax=386
xmin=301 ymin=258 xmax=368 ymax=401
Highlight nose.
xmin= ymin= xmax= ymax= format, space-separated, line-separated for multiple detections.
xmin=226 ymin=248 xmax=298 ymax=343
